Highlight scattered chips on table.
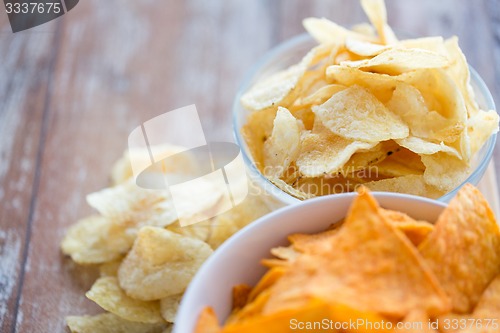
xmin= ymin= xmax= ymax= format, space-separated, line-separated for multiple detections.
xmin=61 ymin=145 xmax=271 ymax=331
xmin=196 ymin=185 xmax=500 ymax=332
xmin=240 ymin=0 xmax=499 ymax=199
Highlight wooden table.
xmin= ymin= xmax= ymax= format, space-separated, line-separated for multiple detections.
xmin=0 ymin=0 xmax=499 ymax=332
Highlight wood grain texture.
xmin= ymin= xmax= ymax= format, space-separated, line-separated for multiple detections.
xmin=0 ymin=1 xmax=498 ymax=332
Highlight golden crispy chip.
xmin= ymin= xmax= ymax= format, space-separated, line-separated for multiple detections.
xmin=345 ymin=37 xmax=390 ymax=56
xmin=374 ymin=148 xmax=425 ymax=178
xmin=118 ymin=227 xmax=213 ymax=301
xmin=232 ymin=284 xmax=252 ymax=311
xmin=86 ymin=277 xmax=163 ymax=324
xmin=342 ymin=48 xmax=448 ymax=75
xmin=66 ymin=313 xmax=168 ymax=333
xmin=265 ymin=190 xmax=451 ymax=318
xmin=99 ymin=257 xmax=123 ymax=277
xmin=421 ymin=153 xmax=469 ymax=193
xmin=396 ymin=137 xmax=460 ymax=158
xmin=342 ymin=140 xmax=400 ymax=175
xmin=444 ymin=36 xmax=478 ymax=117
xmin=351 ymin=22 xmax=376 ymax=37
xmin=419 ymin=184 xmax=500 ymax=313
xmin=386 ymin=82 xmax=461 ymax=142
xmin=270 ymin=246 xmax=300 ymax=262
xmin=194 ymin=307 xmax=221 ymax=333
xmin=363 ymin=175 xmax=443 ymax=199
xmin=381 ymin=209 xmax=434 ymax=246
xmin=263 ymin=107 xmax=302 ymax=178
xmin=303 ymin=17 xmax=377 ymax=44
xmin=160 ymin=294 xmax=182 ymax=323
xmin=110 ymin=144 xmax=197 ymax=186
xmin=268 ymin=177 xmax=313 ymax=200
xmin=296 ymin=121 xmax=377 ymax=177
xmin=360 ymin=0 xmax=391 ymax=44
xmin=398 ymin=36 xmax=447 ymax=54
xmin=467 ymin=109 xmax=499 ymax=155
xmin=241 ymin=47 xmax=318 ymax=112
xmin=86 ymin=179 xmax=177 ymax=229
xmin=241 ymin=108 xmax=277 ymax=170
xmin=313 ymin=85 xmax=409 ymax=142
xmin=207 ymin=193 xmax=271 ymax=249
xmin=61 ymin=216 xmax=130 ymax=264
xmin=326 ymin=65 xmax=399 ymax=102
xmin=296 ymin=84 xmax=346 ymax=107
xmin=473 ymin=274 xmax=500 ymax=317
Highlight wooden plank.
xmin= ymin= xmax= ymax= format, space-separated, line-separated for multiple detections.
xmin=0 ymin=11 xmax=59 ymax=333
xmin=14 ymin=0 xmax=277 ymax=332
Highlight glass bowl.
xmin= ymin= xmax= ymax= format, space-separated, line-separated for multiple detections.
xmin=232 ymin=34 xmax=497 ymax=204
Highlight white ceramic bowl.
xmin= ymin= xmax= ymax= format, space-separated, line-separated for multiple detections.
xmin=173 ymin=192 xmax=446 ymax=333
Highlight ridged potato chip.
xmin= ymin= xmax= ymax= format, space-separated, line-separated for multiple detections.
xmin=342 ymin=48 xmax=448 ymax=75
xmin=296 ymin=121 xmax=377 ymax=177
xmin=118 ymin=227 xmax=213 ymax=301
xmin=86 ymin=277 xmax=163 ymax=324
xmin=263 ymin=107 xmax=302 ymax=178
xmin=66 ymin=313 xmax=168 ymax=333
xmin=419 ymin=184 xmax=500 ymax=313
xmin=313 ymin=85 xmax=409 ymax=142
xmin=160 ymin=294 xmax=182 ymax=323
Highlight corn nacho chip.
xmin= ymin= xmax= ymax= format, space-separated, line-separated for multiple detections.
xmin=264 ymin=190 xmax=450 ymax=318
xmin=86 ymin=277 xmax=163 ymax=324
xmin=473 ymin=274 xmax=500 ymax=317
xmin=419 ymin=184 xmax=500 ymax=313
xmin=194 ymin=307 xmax=221 ymax=333
xmin=66 ymin=313 xmax=168 ymax=333
xmin=118 ymin=227 xmax=213 ymax=301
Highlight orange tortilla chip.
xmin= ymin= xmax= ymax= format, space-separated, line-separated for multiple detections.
xmin=264 ymin=189 xmax=451 ymax=318
xmin=194 ymin=307 xmax=221 ymax=333
xmin=232 ymin=284 xmax=252 ymax=311
xmin=381 ymin=209 xmax=435 ymax=246
xmin=473 ymin=274 xmax=500 ymax=317
xmin=419 ymin=184 xmax=500 ymax=313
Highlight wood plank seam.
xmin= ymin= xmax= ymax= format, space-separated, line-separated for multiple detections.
xmin=8 ymin=20 xmax=64 ymax=333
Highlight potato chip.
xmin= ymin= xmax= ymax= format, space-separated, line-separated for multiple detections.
xmin=342 ymin=140 xmax=400 ymax=175
xmin=421 ymin=153 xmax=469 ymax=192
xmin=374 ymin=148 xmax=425 ymax=178
xmin=395 ymin=137 xmax=460 ymax=158
xmin=268 ymin=177 xmax=313 ymax=200
xmin=313 ymin=85 xmax=409 ymax=142
xmin=160 ymin=294 xmax=182 ymax=323
xmin=66 ymin=313 xmax=168 ymax=333
xmin=264 ymin=190 xmax=451 ymax=317
xmin=296 ymin=121 xmax=377 ymax=177
xmin=303 ymin=17 xmax=377 ymax=45
xmin=296 ymin=84 xmax=346 ymax=107
xmin=86 ymin=179 xmax=177 ymax=229
xmin=194 ymin=307 xmax=221 ymax=333
xmin=398 ymin=36 xmax=447 ymax=54
xmin=86 ymin=277 xmax=164 ymax=324
xmin=386 ymin=82 xmax=461 ymax=142
xmin=263 ymin=107 xmax=302 ymax=178
xmin=207 ymin=192 xmax=271 ymax=249
xmin=360 ymin=0 xmax=393 ymax=44
xmin=467 ymin=109 xmax=499 ymax=155
xmin=341 ymin=48 xmax=449 ymax=75
xmin=345 ymin=37 xmax=390 ymax=57
xmin=241 ymin=47 xmax=318 ymax=112
xmin=351 ymin=23 xmax=376 ymax=37
xmin=419 ymin=184 xmax=500 ymax=313
xmin=99 ymin=257 xmax=123 ymax=277
xmin=61 ymin=216 xmax=130 ymax=264
xmin=473 ymin=274 xmax=500 ymax=319
xmin=118 ymin=227 xmax=213 ymax=301
xmin=364 ymin=175 xmax=443 ymax=199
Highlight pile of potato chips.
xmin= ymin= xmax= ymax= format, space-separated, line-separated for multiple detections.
xmin=61 ymin=144 xmax=271 ymax=333
xmin=241 ymin=0 xmax=499 ymax=199
xmin=195 ymin=184 xmax=500 ymax=332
